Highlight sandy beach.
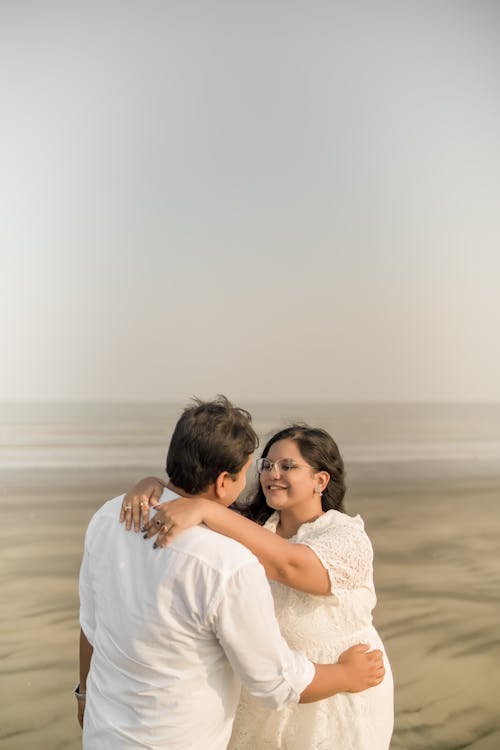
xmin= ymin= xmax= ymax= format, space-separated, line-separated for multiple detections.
xmin=1 ymin=463 xmax=499 ymax=750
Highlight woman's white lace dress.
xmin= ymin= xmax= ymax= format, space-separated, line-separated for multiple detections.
xmin=228 ymin=510 xmax=394 ymax=750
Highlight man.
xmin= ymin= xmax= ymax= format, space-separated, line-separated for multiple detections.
xmin=77 ymin=396 xmax=384 ymax=749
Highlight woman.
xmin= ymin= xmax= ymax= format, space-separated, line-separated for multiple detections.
xmin=121 ymin=424 xmax=394 ymax=750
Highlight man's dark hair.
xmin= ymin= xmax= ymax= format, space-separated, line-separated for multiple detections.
xmin=166 ymin=395 xmax=259 ymax=494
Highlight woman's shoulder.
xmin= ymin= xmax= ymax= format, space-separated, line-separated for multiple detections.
xmin=299 ymin=511 xmax=374 ymax=582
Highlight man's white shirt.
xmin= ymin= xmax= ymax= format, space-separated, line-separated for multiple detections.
xmin=79 ymin=490 xmax=314 ymax=749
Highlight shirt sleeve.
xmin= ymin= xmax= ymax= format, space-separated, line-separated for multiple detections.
xmin=302 ymin=519 xmax=374 ymax=597
xmin=210 ymin=560 xmax=315 ymax=710
xmin=79 ymin=521 xmax=97 ymax=645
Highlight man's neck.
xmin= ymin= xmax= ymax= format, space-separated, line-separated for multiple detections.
xmin=166 ymin=481 xmax=189 ymax=498
xmin=166 ymin=481 xmax=217 ymax=502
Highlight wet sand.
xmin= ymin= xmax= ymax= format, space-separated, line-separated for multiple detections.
xmin=0 ymin=466 xmax=499 ymax=750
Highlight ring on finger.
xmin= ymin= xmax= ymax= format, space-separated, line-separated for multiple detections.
xmin=123 ymin=505 xmax=132 ymax=511
xmin=140 ymin=501 xmax=148 ymax=508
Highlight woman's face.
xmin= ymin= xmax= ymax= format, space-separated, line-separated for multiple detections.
xmin=260 ymin=438 xmax=323 ymax=512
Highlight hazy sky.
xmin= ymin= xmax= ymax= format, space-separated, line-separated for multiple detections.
xmin=1 ymin=1 xmax=499 ymax=402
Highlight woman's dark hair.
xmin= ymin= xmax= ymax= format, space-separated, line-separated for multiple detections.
xmin=166 ymin=395 xmax=259 ymax=494
xmin=239 ymin=423 xmax=346 ymax=525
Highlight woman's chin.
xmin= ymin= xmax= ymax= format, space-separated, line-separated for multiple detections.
xmin=264 ymin=491 xmax=288 ymax=510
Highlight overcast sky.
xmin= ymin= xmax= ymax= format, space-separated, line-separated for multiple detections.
xmin=1 ymin=0 xmax=499 ymax=402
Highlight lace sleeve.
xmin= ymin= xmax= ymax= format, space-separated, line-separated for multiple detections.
xmin=302 ymin=521 xmax=374 ymax=595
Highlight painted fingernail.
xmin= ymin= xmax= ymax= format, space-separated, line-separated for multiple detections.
xmin=153 ymin=542 xmax=158 ymax=549
xmin=141 ymin=526 xmax=146 ymax=532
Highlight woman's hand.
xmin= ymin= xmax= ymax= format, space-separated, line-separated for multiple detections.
xmin=119 ymin=476 xmax=165 ymax=531
xmin=143 ymin=496 xmax=211 ymax=547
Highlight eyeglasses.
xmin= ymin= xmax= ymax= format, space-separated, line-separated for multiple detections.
xmin=256 ymin=458 xmax=313 ymax=474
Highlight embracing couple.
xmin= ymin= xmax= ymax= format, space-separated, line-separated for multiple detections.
xmin=77 ymin=396 xmax=393 ymax=749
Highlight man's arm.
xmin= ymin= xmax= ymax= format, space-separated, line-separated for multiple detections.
xmin=214 ymin=561 xmax=384 ymax=711
xmin=77 ymin=628 xmax=93 ymax=728
xmin=78 ymin=517 xmax=97 ymax=730
xmin=300 ymin=645 xmax=383 ymax=702
xmin=79 ymin=628 xmax=93 ymax=693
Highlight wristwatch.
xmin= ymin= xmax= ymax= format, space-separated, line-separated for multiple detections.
xmin=74 ymin=683 xmax=86 ymax=702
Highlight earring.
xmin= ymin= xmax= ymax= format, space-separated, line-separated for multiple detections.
xmin=315 ymin=487 xmax=323 ymax=496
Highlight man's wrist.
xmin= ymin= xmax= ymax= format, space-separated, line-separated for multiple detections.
xmin=333 ymin=664 xmax=350 ymax=693
xmin=74 ymin=683 xmax=86 ymax=702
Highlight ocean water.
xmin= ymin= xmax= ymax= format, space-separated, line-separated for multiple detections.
xmin=2 ymin=401 xmax=500 ymax=470
xmin=0 ymin=401 xmax=499 ymax=750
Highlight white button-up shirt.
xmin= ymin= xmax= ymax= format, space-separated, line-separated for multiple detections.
xmin=79 ymin=491 xmax=314 ymax=750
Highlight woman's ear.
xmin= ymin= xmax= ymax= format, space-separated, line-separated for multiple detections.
xmin=315 ymin=471 xmax=330 ymax=494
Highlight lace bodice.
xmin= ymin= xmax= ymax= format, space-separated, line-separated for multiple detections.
xmin=227 ymin=510 xmax=394 ymax=750
xmin=264 ymin=510 xmax=377 ymax=659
